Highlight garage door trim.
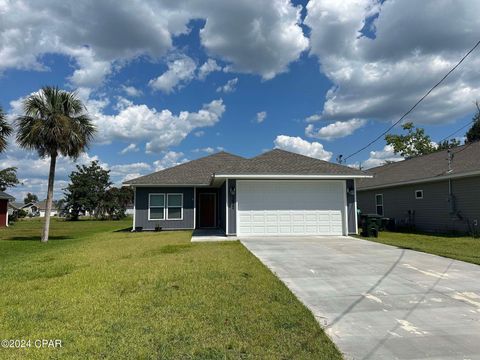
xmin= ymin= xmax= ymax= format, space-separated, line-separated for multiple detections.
xmin=236 ymin=180 xmax=348 ymax=236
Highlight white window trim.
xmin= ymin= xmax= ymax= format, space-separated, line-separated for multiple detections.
xmin=148 ymin=193 xmax=165 ymax=221
xmin=375 ymin=193 xmax=384 ymax=216
xmin=167 ymin=193 xmax=183 ymax=221
xmin=415 ymin=190 xmax=424 ymax=199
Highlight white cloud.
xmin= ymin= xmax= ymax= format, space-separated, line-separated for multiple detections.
xmin=153 ymin=151 xmax=188 ymax=171
xmin=0 ymin=0 xmax=189 ymax=87
xmin=305 ymin=0 xmax=480 ymax=125
xmin=192 ymin=146 xmax=224 ymax=154
xmin=216 ymin=78 xmax=238 ymax=93
xmin=358 ymin=145 xmax=403 ymax=169
xmin=256 ymin=111 xmax=267 ymax=123
xmin=109 ymin=162 xmax=152 ymax=183
xmin=194 ymin=130 xmax=205 ymax=137
xmin=193 ymin=147 xmax=215 ymax=154
xmin=198 ymin=58 xmax=222 ymax=80
xmin=273 ymin=135 xmax=332 ymax=161
xmin=149 ymin=55 xmax=197 ymax=93
xmin=198 ymin=0 xmax=309 ymax=79
xmin=121 ymin=85 xmax=143 ymax=97
xmin=9 ymin=90 xmax=225 ymax=155
xmin=306 ymin=114 xmax=321 ymax=122
xmin=0 ymin=0 xmax=308 ymax=88
xmin=305 ymin=119 xmax=367 ymax=140
xmin=119 ymin=143 xmax=139 ymax=154
xmin=88 ymin=97 xmax=225 ymax=153
xmin=68 ymin=47 xmax=112 ymax=88
xmin=0 ymin=143 xmax=103 ymax=199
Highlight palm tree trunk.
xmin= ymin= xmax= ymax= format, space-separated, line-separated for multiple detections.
xmin=41 ymin=154 xmax=57 ymax=243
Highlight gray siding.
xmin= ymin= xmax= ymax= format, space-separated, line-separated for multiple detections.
xmin=357 ymin=175 xmax=480 ymax=233
xmin=227 ymin=179 xmax=237 ymax=234
xmin=347 ymin=179 xmax=357 ymax=234
xmin=134 ymin=187 xmax=194 ymax=230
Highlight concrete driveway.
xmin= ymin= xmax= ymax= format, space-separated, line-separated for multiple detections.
xmin=241 ymin=236 xmax=480 ymax=360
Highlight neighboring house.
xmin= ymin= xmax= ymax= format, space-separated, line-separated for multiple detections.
xmin=8 ymin=202 xmax=21 ymax=216
xmin=123 ymin=150 xmax=369 ymax=236
xmin=125 ymin=203 xmax=134 ymax=216
xmin=36 ymin=200 xmax=60 ymax=217
xmin=0 ymin=191 xmax=15 ymax=227
xmin=12 ymin=200 xmax=60 ymax=217
xmin=357 ymin=141 xmax=480 ymax=233
xmin=18 ymin=201 xmax=40 ymax=216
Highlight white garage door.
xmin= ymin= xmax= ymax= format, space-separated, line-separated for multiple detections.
xmin=237 ymin=180 xmax=346 ymax=236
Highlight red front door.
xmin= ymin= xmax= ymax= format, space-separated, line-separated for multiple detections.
xmin=199 ymin=193 xmax=216 ymax=228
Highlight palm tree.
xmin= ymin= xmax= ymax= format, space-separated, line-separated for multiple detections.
xmin=16 ymin=87 xmax=96 ymax=242
xmin=0 ymin=105 xmax=12 ymax=153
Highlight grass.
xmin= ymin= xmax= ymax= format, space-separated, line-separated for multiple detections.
xmin=0 ymin=218 xmax=341 ymax=359
xmin=357 ymin=231 xmax=480 ymax=265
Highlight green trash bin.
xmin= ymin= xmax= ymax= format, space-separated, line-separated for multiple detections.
xmin=360 ymin=214 xmax=381 ymax=237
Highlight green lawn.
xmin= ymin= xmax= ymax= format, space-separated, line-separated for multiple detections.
xmin=0 ymin=219 xmax=341 ymax=359
xmin=358 ymin=231 xmax=480 ymax=265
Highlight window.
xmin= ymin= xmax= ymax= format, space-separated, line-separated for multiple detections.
xmin=149 ymin=194 xmax=165 ymax=220
xmin=167 ymin=194 xmax=183 ymax=220
xmin=375 ymin=194 xmax=384 ymax=216
xmin=415 ymin=190 xmax=423 ymax=199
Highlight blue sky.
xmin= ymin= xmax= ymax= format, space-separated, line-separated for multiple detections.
xmin=0 ymin=0 xmax=479 ymax=200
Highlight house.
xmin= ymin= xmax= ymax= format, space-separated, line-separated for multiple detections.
xmin=0 ymin=191 xmax=15 ymax=227
xmin=357 ymin=141 xmax=480 ymax=233
xmin=11 ymin=200 xmax=60 ymax=217
xmin=36 ymin=200 xmax=60 ymax=217
xmin=8 ymin=202 xmax=21 ymax=216
xmin=123 ymin=150 xmax=370 ymax=236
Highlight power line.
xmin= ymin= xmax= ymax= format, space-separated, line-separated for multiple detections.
xmin=342 ymin=39 xmax=480 ymax=162
xmin=436 ymin=119 xmax=473 ymax=145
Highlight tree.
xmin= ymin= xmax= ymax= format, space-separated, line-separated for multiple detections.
xmin=15 ymin=86 xmax=96 ymax=242
xmin=0 ymin=167 xmax=19 ymax=191
xmin=466 ymin=103 xmax=480 ymax=143
xmin=63 ymin=161 xmax=111 ymax=221
xmin=0 ymin=107 xmax=18 ymax=191
xmin=97 ymin=186 xmax=134 ymax=220
xmin=24 ymin=192 xmax=39 ymax=204
xmin=385 ymin=122 xmax=437 ymax=158
xmin=0 ymin=105 xmax=12 ymax=153
xmin=437 ymin=138 xmax=461 ymax=151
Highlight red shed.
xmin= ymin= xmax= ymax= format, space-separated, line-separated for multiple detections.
xmin=0 ymin=191 xmax=15 ymax=228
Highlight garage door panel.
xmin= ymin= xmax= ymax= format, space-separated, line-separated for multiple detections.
xmin=237 ymin=180 xmax=345 ymax=236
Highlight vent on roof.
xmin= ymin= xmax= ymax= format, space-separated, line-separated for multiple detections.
xmin=447 ymin=150 xmax=454 ymax=173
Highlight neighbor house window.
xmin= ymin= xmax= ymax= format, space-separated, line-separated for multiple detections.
xmin=149 ymin=194 xmax=165 ymax=220
xmin=415 ymin=190 xmax=423 ymax=199
xmin=375 ymin=194 xmax=384 ymax=216
xmin=167 ymin=194 xmax=183 ymax=220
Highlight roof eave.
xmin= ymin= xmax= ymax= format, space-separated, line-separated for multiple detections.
xmin=357 ymin=169 xmax=480 ymax=191
xmin=123 ymin=183 xmax=212 ymax=187
xmin=214 ymin=174 xmax=372 ymax=180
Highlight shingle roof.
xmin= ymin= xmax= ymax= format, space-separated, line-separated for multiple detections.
xmin=124 ymin=149 xmax=367 ymax=186
xmin=217 ymin=149 xmax=366 ymax=176
xmin=357 ymin=141 xmax=480 ymax=190
xmin=124 ymin=152 xmax=245 ymax=185
xmin=36 ymin=200 xmax=60 ymax=210
xmin=0 ymin=191 xmax=14 ymax=201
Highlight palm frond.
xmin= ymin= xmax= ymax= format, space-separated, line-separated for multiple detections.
xmin=15 ymin=86 xmax=96 ymax=158
xmin=0 ymin=106 xmax=13 ymax=153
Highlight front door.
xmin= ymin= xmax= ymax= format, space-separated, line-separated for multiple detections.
xmin=199 ymin=193 xmax=216 ymax=228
